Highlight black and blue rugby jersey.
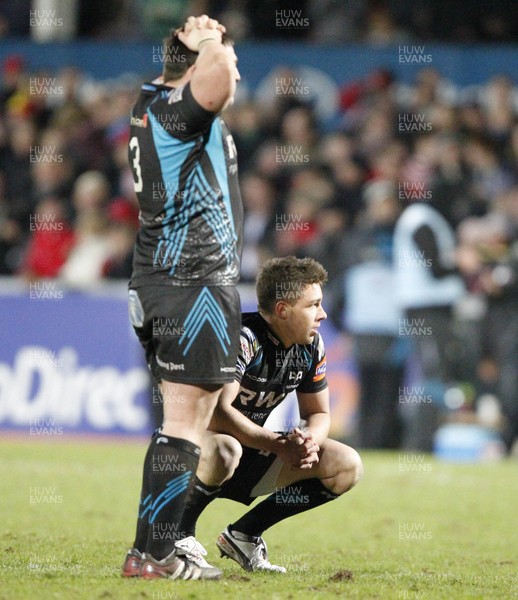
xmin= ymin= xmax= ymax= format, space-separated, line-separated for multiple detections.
xmin=232 ymin=312 xmax=328 ymax=427
xmin=128 ymin=81 xmax=243 ymax=286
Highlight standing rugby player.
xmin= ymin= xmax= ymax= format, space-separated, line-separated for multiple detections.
xmin=123 ymin=15 xmax=242 ymax=581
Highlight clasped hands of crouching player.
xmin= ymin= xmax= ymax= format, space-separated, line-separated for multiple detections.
xmin=275 ymin=427 xmax=320 ymax=470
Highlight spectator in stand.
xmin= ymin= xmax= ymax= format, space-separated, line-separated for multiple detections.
xmin=0 ymin=55 xmax=26 ymax=112
xmin=431 ymin=135 xmax=474 ymax=229
xmin=59 ymin=171 xmax=112 ymax=289
xmin=456 ymin=209 xmax=518 ymax=454
xmin=229 ymin=102 xmax=266 ymax=172
xmin=20 ymin=195 xmax=75 ymax=279
xmin=332 ymin=180 xmax=405 ymax=449
xmin=482 ymin=75 xmax=514 ymax=148
xmin=0 ymin=118 xmax=36 ymax=225
xmin=463 ymin=136 xmax=514 ymax=213
xmin=240 ymin=172 xmax=276 ymax=283
xmin=317 ymin=132 xmax=366 ymax=227
xmin=393 ymin=199 xmax=465 ymax=451
xmin=0 ymin=172 xmax=22 ymax=274
xmin=102 ymin=197 xmax=139 ymax=280
xmin=275 ymin=108 xmax=319 ymax=185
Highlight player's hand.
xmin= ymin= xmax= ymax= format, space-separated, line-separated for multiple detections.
xmin=274 ymin=428 xmax=320 ymax=470
xmin=292 ymin=450 xmax=319 ymax=470
xmin=290 ymin=428 xmax=320 ymax=470
xmin=178 ymin=15 xmax=224 ymax=51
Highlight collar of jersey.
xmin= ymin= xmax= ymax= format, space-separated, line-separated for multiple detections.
xmin=258 ymin=313 xmax=290 ymax=351
xmin=143 ymin=80 xmax=176 ymax=93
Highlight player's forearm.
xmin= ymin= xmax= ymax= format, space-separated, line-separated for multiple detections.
xmin=213 ymin=405 xmax=279 ymax=452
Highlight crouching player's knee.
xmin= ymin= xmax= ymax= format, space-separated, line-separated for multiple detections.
xmin=211 ymin=433 xmax=242 ymax=481
xmin=344 ymin=446 xmax=364 ymax=491
xmin=322 ymin=442 xmax=363 ymax=496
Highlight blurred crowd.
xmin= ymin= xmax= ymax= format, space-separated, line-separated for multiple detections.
xmin=1 ymin=0 xmax=517 ymax=43
xmin=1 ymin=48 xmax=518 ymax=453
xmin=0 ymin=56 xmax=139 ymax=285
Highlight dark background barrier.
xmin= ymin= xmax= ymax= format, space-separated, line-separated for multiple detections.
xmin=1 ymin=41 xmax=517 ymax=86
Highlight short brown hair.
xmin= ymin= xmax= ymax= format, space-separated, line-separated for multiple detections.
xmin=256 ymin=256 xmax=328 ymax=314
xmin=162 ymin=29 xmax=234 ymax=82
xmin=162 ymin=30 xmax=197 ymax=82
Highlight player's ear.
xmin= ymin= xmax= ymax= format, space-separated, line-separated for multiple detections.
xmin=275 ymin=301 xmax=289 ymax=320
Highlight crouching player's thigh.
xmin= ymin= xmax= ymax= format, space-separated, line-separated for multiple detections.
xmin=275 ymin=439 xmax=363 ymax=496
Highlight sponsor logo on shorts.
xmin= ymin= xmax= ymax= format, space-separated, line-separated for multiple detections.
xmin=220 ymin=366 xmax=236 ymax=373
xmin=156 ymin=355 xmax=185 ymax=371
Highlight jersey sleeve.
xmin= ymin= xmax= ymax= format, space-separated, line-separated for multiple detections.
xmin=297 ymin=333 xmax=328 ymax=394
xmin=234 ymin=326 xmax=259 ymax=383
xmin=150 ymin=81 xmax=216 ymax=140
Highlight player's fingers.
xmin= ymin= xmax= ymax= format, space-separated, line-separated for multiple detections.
xmin=290 ymin=463 xmax=312 ymax=471
xmin=295 ymin=427 xmax=313 ymax=441
xmin=196 ymin=14 xmax=209 ymax=28
xmin=300 ymin=452 xmax=319 ymax=465
xmin=302 ymin=439 xmax=319 ymax=453
xmin=207 ymin=18 xmax=219 ymax=29
xmin=217 ymin=23 xmax=226 ymax=33
xmin=288 ymin=432 xmax=305 ymax=445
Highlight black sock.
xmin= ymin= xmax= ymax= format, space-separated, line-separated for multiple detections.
xmin=231 ymin=479 xmax=339 ymax=538
xmin=143 ymin=435 xmax=200 ymax=560
xmin=132 ymin=435 xmax=156 ymax=552
xmin=180 ymin=475 xmax=221 ymax=538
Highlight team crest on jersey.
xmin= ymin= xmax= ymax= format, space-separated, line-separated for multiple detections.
xmin=131 ymin=113 xmax=148 ymax=128
xmin=313 ymin=357 xmax=326 ymax=382
xmin=168 ymin=85 xmax=184 ymax=104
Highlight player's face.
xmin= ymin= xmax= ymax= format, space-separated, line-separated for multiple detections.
xmin=284 ymin=283 xmax=327 ymax=345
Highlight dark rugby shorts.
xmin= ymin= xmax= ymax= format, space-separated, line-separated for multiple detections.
xmin=218 ymin=445 xmax=284 ymax=505
xmin=128 ymin=284 xmax=241 ymax=386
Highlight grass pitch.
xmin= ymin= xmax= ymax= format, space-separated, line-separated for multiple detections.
xmin=1 ymin=438 xmax=517 ymax=600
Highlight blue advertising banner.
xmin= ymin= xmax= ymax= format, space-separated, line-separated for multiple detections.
xmin=0 ymin=287 xmax=150 ymax=435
